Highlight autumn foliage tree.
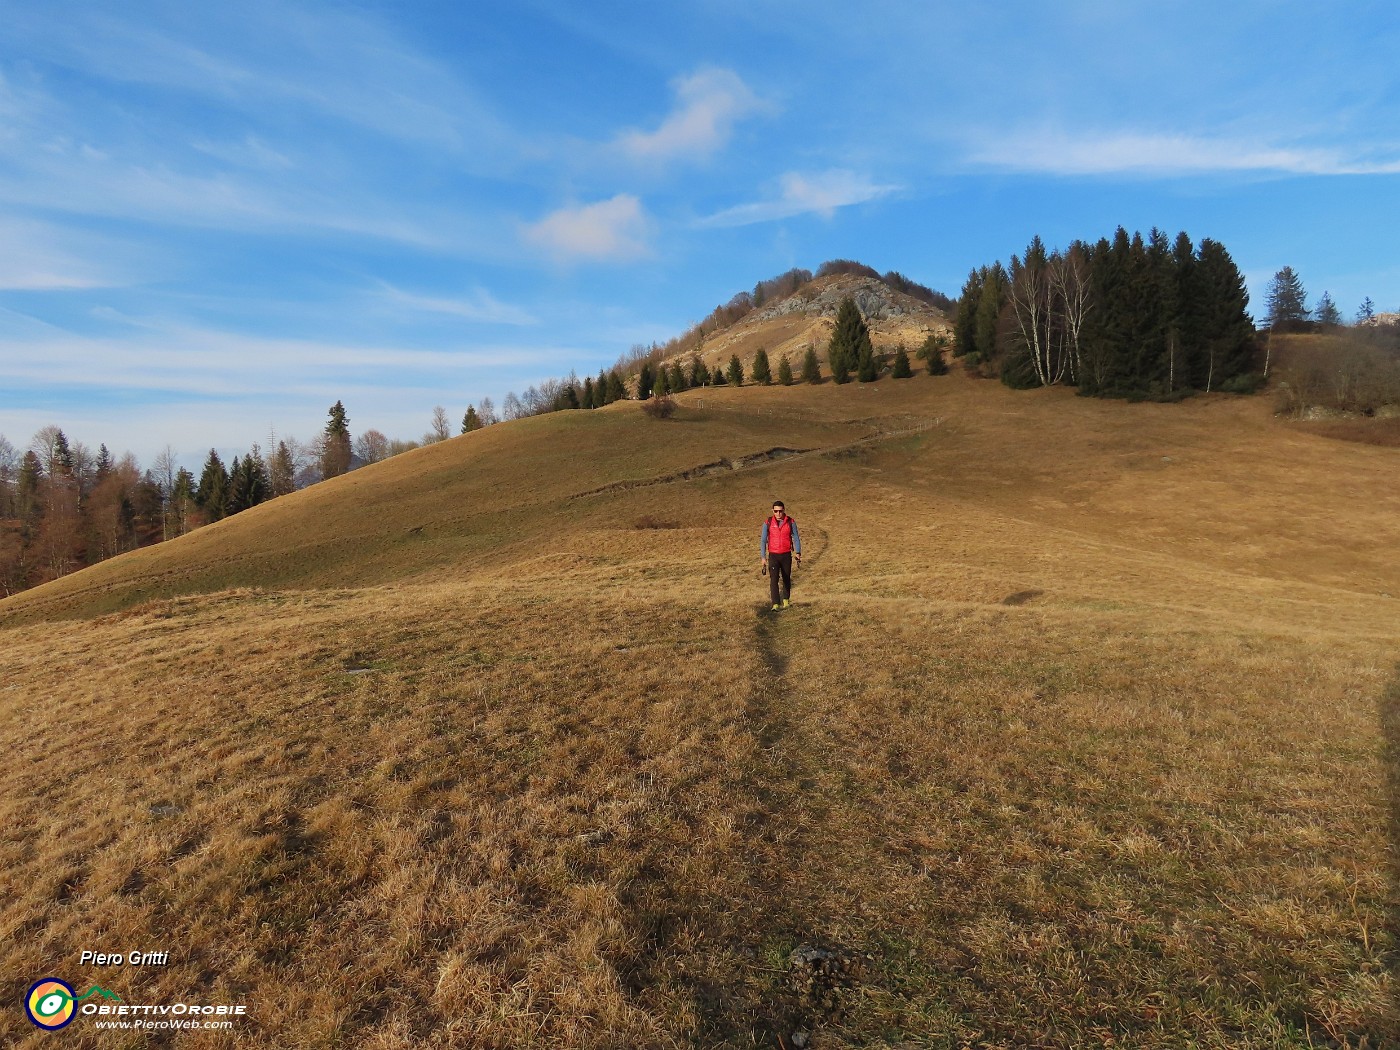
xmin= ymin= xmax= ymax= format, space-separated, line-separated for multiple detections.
xmin=0 ymin=404 xmax=408 ymax=597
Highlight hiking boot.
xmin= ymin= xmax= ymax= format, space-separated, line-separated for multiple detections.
xmin=771 ymin=603 xmax=781 ymax=612
xmin=781 ymin=598 xmax=790 ymax=609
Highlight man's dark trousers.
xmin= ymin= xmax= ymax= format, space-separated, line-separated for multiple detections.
xmin=768 ymin=552 xmax=792 ymax=605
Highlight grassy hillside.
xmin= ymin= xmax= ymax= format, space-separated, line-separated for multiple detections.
xmin=3 ymin=372 xmax=1398 ymax=1048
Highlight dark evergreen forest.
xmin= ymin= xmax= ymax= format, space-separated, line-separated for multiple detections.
xmin=953 ymin=228 xmax=1258 ymax=399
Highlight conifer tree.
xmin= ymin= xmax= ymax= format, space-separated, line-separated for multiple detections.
xmin=712 ymin=365 xmax=727 ymax=386
xmin=1140 ymin=228 xmax=1177 ymax=391
xmin=171 ymin=468 xmax=195 ymax=533
xmin=637 ymin=362 xmax=654 ymax=400
xmin=580 ymin=378 xmax=594 ymax=410
xmin=777 ymin=354 xmax=793 ymax=386
xmin=53 ymin=429 xmax=74 ymax=477
xmin=245 ymin=446 xmax=269 ymax=507
xmin=1079 ymin=229 xmax=1134 ymax=395
xmin=953 ymin=269 xmax=983 ymax=356
xmin=95 ymin=443 xmax=112 ymax=480
xmin=1359 ymin=297 xmax=1376 ymax=324
xmin=1194 ymin=238 xmax=1255 ymax=388
xmin=751 ymin=348 xmax=772 ymax=384
xmin=227 ymin=446 xmax=268 ymax=513
xmin=920 ymin=333 xmax=949 ymax=375
xmin=892 ymin=345 xmax=912 ymax=378
xmin=827 ymin=297 xmax=871 ymax=384
xmin=726 ymin=354 xmax=744 ymax=386
xmin=562 ymin=384 xmax=581 ymax=409
xmin=1170 ymin=231 xmax=1203 ymax=392
xmin=801 ymin=346 xmax=821 ymax=383
xmin=321 ymin=401 xmax=352 ymax=479
xmin=596 ymin=369 xmax=609 ymax=405
xmin=196 ymin=449 xmax=228 ymax=521
xmin=225 ymin=455 xmax=249 ymax=515
xmin=1314 ymin=291 xmax=1342 ymax=327
xmin=269 ymin=441 xmax=296 ymax=497
xmin=606 ymin=371 xmax=625 ymax=403
xmin=857 ymin=335 xmax=879 ymax=382
xmin=669 ymin=361 xmax=687 ymax=393
xmin=1266 ymin=266 xmax=1308 ymax=330
xmin=654 ymin=365 xmax=671 ymax=397
xmin=688 ymin=357 xmax=711 ymax=387
xmin=17 ymin=450 xmax=41 ymax=521
xmin=1112 ymin=230 xmax=1153 ymax=392
xmin=974 ymin=264 xmax=1007 ymax=362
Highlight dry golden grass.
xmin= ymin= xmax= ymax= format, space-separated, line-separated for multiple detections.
xmin=1292 ymin=418 xmax=1400 ymax=448
xmin=2 ymin=371 xmax=1398 ymax=1047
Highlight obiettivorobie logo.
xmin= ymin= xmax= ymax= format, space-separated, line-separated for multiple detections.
xmin=25 ymin=979 xmax=121 ymax=1030
xmin=23 ymin=976 xmax=248 ymax=1031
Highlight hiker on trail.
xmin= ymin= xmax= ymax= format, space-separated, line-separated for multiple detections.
xmin=759 ymin=500 xmax=801 ymax=611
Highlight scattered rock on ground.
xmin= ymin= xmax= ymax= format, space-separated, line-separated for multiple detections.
xmin=787 ymin=943 xmax=872 ymax=1016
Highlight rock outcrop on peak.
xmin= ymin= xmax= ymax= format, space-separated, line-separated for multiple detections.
xmin=750 ymin=275 xmax=929 ymax=325
xmin=681 ymin=273 xmax=952 ymax=377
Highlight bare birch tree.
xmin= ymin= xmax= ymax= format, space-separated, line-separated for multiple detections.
xmin=152 ymin=445 xmax=178 ymax=541
xmin=354 ymin=429 xmax=390 ymax=464
xmin=1050 ymin=245 xmax=1092 ymax=385
xmin=428 ymin=406 xmax=451 ymax=443
xmin=1008 ymin=238 xmax=1058 ymax=386
xmin=0 ymin=435 xmax=16 ymax=519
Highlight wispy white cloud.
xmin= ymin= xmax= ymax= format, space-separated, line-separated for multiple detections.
xmin=191 ymin=135 xmax=294 ymax=171
xmin=523 ymin=195 xmax=653 ymax=261
xmin=0 ymin=316 xmax=588 ymax=464
xmin=5 ymin=2 xmax=506 ymax=151
xmin=698 ymin=170 xmax=900 ymax=227
xmin=0 ymin=330 xmax=521 ymax=395
xmin=616 ymin=67 xmax=764 ymax=162
xmin=375 ymin=282 xmax=537 ymax=326
xmin=0 ymin=141 xmax=466 ymax=247
xmin=966 ymin=129 xmax=1400 ymax=177
xmin=0 ymin=5 xmax=518 ymax=253
xmin=0 ymin=217 xmax=129 ymax=290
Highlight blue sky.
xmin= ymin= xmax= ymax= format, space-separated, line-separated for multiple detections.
xmin=2 ymin=0 xmax=1397 ymax=467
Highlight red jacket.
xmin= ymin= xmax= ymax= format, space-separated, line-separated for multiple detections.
xmin=762 ymin=515 xmax=798 ymax=555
